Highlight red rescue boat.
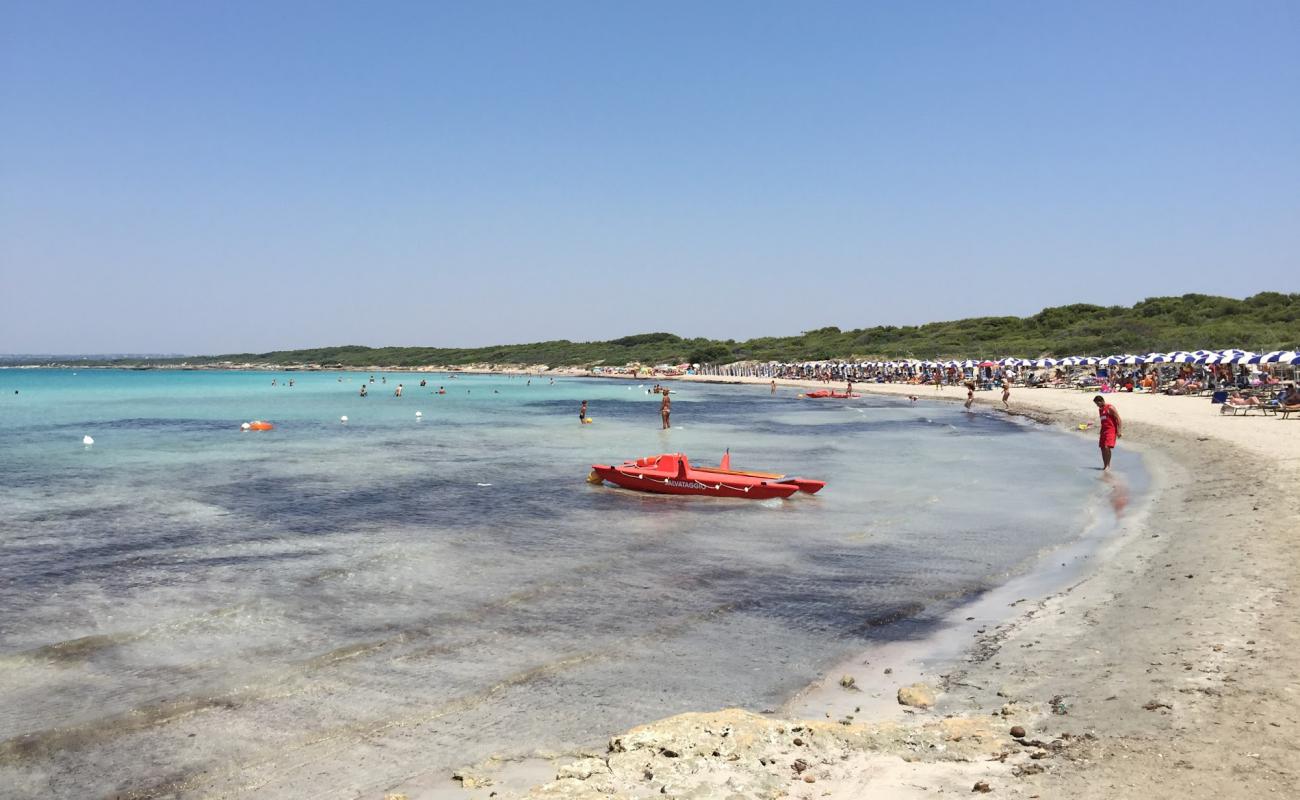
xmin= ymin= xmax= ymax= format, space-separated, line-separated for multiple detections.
xmin=803 ymin=389 xmax=860 ymax=399
xmin=588 ymin=451 xmax=825 ymax=499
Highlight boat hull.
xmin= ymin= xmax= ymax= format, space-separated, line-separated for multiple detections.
xmin=591 ymin=464 xmax=799 ymax=499
xmin=589 ymin=453 xmax=822 ymax=500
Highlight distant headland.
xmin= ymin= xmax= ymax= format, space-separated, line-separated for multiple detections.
xmin=5 ymin=293 xmax=1296 ymax=369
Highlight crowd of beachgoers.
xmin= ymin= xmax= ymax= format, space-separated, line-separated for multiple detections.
xmin=682 ymin=350 xmax=1300 ymax=406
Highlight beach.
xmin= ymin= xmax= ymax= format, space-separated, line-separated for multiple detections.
xmin=453 ymin=376 xmax=1300 ymax=799
xmin=2 ymin=370 xmax=1297 ymax=799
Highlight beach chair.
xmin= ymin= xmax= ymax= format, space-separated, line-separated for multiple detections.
xmin=1281 ymin=405 xmax=1300 ymax=420
xmin=1219 ymin=401 xmax=1260 ymax=416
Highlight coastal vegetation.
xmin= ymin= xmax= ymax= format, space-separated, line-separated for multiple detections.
xmin=11 ymin=293 xmax=1298 ymax=368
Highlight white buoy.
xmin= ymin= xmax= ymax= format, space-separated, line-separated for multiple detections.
xmin=415 ymin=411 xmax=423 ymax=418
xmin=240 ymin=422 xmax=251 ymax=431
xmin=82 ymin=435 xmax=94 ymax=445
xmin=340 ymin=415 xmax=348 ymax=423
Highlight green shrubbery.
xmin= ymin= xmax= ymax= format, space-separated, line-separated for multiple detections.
xmin=55 ymin=292 xmax=1300 ymax=367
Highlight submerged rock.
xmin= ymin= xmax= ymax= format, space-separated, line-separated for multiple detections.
xmin=898 ymin=683 xmax=937 ymax=709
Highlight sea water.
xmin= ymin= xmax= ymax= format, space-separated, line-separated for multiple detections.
xmin=0 ymin=370 xmax=1121 ymax=797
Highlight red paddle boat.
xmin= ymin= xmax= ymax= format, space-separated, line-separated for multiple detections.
xmin=588 ymin=451 xmax=825 ymax=499
xmin=803 ymin=389 xmax=860 ymax=399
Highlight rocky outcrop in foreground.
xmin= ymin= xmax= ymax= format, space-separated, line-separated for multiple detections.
xmin=517 ymin=708 xmax=1031 ymax=799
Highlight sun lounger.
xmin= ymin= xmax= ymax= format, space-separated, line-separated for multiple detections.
xmin=1220 ymin=401 xmax=1267 ymax=416
xmin=1281 ymin=405 xmax=1300 ymax=420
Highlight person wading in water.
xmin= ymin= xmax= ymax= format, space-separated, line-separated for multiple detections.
xmin=660 ymin=390 xmax=671 ymax=429
xmin=1093 ymin=395 xmax=1122 ymax=470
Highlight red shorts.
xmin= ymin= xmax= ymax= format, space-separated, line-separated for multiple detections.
xmin=1099 ymin=432 xmax=1117 ymax=448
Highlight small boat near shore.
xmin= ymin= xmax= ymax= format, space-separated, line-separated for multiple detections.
xmin=588 ymin=451 xmax=825 ymax=499
xmin=802 ymin=389 xmax=860 ymax=399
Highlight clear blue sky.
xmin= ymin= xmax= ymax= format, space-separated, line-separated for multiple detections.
xmin=2 ymin=1 xmax=1297 ymax=354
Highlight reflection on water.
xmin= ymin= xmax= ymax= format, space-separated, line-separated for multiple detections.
xmin=0 ymin=370 xmax=1117 ymax=798
xmin=1103 ymin=471 xmax=1131 ymax=517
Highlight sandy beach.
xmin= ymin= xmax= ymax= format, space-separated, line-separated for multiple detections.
xmin=404 ymin=375 xmax=1300 ymax=800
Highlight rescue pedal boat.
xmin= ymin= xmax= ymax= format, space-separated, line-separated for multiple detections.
xmin=588 ymin=451 xmax=825 ymax=499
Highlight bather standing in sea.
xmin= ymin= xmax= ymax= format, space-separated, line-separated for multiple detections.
xmin=1094 ymin=394 xmax=1122 ymax=470
xmin=660 ymin=390 xmax=671 ymax=429
xmin=964 ymin=382 xmax=975 ymax=410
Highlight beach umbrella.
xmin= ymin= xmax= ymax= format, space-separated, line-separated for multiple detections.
xmin=1168 ymin=353 xmax=1197 ymax=363
xmin=978 ymin=360 xmax=995 ymax=367
xmin=998 ymin=357 xmax=1020 ymax=366
xmin=1120 ymin=354 xmax=1145 ymax=365
xmin=1032 ymin=357 xmax=1057 ymax=367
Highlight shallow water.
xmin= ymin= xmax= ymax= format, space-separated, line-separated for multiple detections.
xmin=0 ymin=370 xmax=1118 ymax=797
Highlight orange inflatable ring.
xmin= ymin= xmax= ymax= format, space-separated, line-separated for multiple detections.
xmin=248 ymin=420 xmax=274 ymax=431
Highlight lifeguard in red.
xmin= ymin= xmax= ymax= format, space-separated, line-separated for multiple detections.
xmin=1092 ymin=395 xmax=1122 ymax=470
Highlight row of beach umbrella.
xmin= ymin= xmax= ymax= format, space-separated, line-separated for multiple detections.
xmin=775 ymin=349 xmax=1300 ymax=369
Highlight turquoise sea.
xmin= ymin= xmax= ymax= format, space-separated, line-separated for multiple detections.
xmin=0 ymin=369 xmax=1123 ymax=798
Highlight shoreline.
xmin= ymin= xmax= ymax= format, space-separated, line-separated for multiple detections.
xmin=390 ymin=374 xmax=1300 ymax=799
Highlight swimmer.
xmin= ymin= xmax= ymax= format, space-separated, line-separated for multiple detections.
xmin=360 ymin=384 xmax=368 ymax=397
xmin=395 ymin=383 xmax=403 ymax=397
